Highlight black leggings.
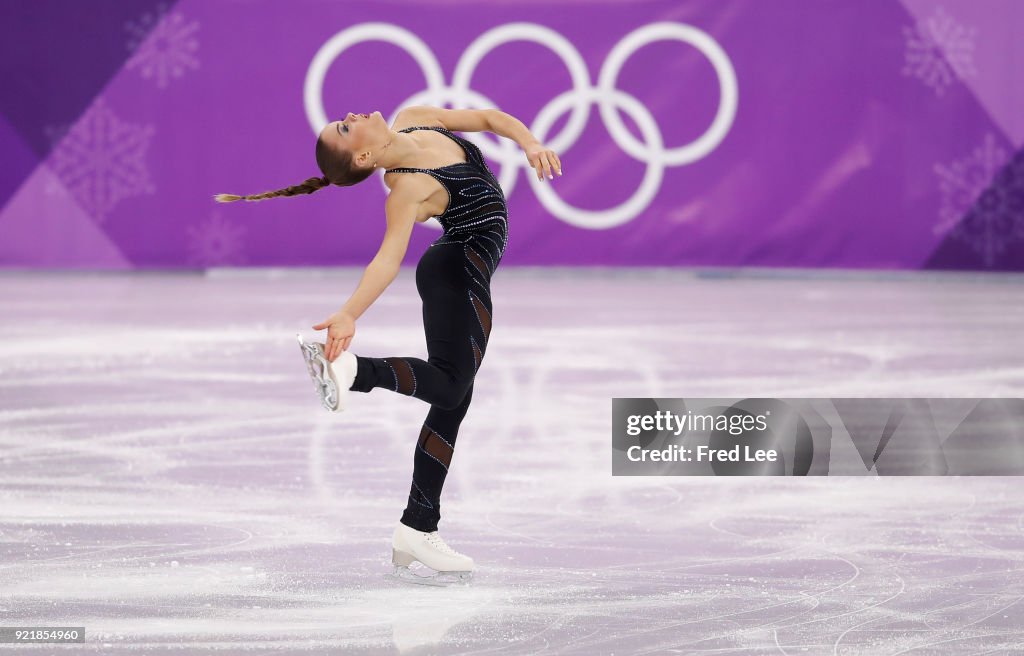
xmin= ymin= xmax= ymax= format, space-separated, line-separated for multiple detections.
xmin=350 ymin=237 xmax=495 ymax=533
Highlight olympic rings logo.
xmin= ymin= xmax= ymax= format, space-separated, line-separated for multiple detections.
xmin=304 ymin=22 xmax=738 ymax=230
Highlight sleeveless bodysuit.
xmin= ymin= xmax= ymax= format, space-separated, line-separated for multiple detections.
xmin=350 ymin=125 xmax=509 ymax=533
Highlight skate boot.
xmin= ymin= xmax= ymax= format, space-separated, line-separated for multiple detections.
xmin=390 ymin=522 xmax=474 ymax=586
xmin=296 ymin=333 xmax=357 ymax=412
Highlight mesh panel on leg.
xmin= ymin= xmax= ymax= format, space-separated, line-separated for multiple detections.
xmin=465 ymin=245 xmax=490 ymax=278
xmin=418 ymin=424 xmax=454 ymax=469
xmin=384 ymin=357 xmax=417 ymax=396
xmin=470 ymin=336 xmax=482 ymax=371
xmin=464 ymin=266 xmax=491 ymax=300
xmin=469 ymin=290 xmax=491 ymax=340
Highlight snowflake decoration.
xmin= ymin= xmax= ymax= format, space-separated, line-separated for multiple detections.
xmin=186 ymin=212 xmax=247 ymax=266
xmin=125 ymin=3 xmax=200 ymax=89
xmin=934 ymin=134 xmax=1024 ymax=267
xmin=45 ymin=98 xmax=155 ymax=223
xmin=902 ymin=6 xmax=976 ymax=96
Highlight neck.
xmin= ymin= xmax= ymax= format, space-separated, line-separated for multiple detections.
xmin=374 ymin=131 xmax=421 ymax=171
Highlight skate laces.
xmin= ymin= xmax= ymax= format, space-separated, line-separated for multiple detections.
xmin=425 ymin=531 xmax=460 ymax=556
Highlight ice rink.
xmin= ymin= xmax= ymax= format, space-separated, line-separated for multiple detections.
xmin=1 ymin=268 xmax=1023 ymax=654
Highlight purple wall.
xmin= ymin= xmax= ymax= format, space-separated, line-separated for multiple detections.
xmin=1 ymin=0 xmax=1022 ymax=270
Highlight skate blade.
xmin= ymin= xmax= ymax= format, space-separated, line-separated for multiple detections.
xmin=391 ymin=565 xmax=473 ymax=587
xmin=296 ymin=334 xmax=340 ymax=412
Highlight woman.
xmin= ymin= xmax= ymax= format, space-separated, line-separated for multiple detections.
xmin=215 ymin=106 xmax=561 ymax=585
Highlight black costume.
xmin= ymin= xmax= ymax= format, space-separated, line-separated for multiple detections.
xmin=350 ymin=126 xmax=508 ymax=532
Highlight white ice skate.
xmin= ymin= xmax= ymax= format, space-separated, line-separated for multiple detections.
xmin=391 ymin=523 xmax=474 ymax=586
xmin=296 ymin=333 xmax=357 ymax=412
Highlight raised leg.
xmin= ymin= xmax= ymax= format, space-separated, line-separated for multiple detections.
xmin=349 ymin=242 xmax=492 ymax=411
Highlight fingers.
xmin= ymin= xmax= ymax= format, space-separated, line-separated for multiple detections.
xmin=541 ymin=154 xmax=553 ymax=180
xmin=312 ymin=321 xmax=325 ymax=330
xmin=532 ymin=152 xmax=562 ymax=181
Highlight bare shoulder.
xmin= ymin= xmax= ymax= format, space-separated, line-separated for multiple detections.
xmin=390 ymin=106 xmax=445 ymax=132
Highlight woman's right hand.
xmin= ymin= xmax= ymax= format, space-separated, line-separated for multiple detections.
xmin=312 ymin=310 xmax=356 ymax=362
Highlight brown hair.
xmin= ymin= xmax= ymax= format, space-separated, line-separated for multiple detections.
xmin=213 ymin=134 xmax=375 ymax=203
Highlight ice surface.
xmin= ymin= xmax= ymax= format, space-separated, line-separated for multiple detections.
xmin=1 ymin=267 xmax=1022 ymax=654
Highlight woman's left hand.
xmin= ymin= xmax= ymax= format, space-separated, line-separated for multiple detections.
xmin=524 ymin=142 xmax=562 ymax=181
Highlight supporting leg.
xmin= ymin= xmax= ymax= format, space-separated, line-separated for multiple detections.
xmin=400 ymin=383 xmax=475 ymax=532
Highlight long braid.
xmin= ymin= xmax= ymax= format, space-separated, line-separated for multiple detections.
xmin=214 ymin=175 xmax=330 ymax=203
xmin=215 ymin=131 xmax=375 ymax=203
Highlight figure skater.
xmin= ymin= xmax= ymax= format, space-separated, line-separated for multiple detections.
xmin=215 ymin=106 xmax=561 ymax=585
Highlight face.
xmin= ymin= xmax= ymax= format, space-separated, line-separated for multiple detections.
xmin=318 ymin=110 xmax=389 ymax=169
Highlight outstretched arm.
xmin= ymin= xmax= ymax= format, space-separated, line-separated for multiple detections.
xmin=341 ymin=185 xmax=418 ymax=319
xmin=314 ymin=184 xmax=420 ymax=361
xmin=407 ymin=105 xmax=563 ymax=181
xmin=488 ymin=110 xmax=563 ymax=180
